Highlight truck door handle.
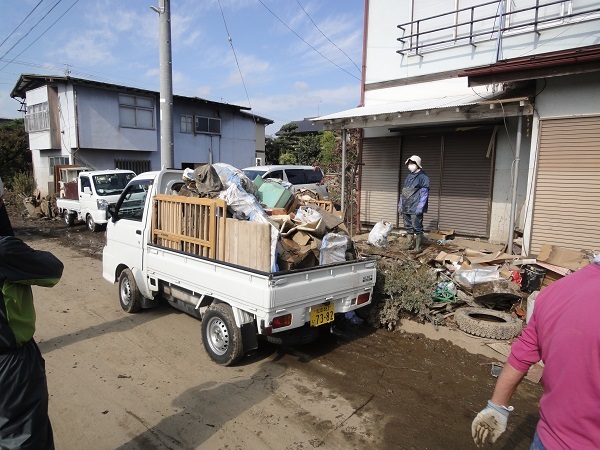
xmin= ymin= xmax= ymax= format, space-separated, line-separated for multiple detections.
xmin=136 ymin=230 xmax=141 ymax=235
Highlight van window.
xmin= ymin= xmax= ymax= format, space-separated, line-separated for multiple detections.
xmin=305 ymin=169 xmax=323 ymax=183
xmin=265 ymin=170 xmax=284 ymax=180
xmin=285 ymin=169 xmax=307 ymax=185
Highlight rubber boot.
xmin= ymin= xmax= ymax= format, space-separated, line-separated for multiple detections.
xmin=404 ymin=234 xmax=414 ymax=250
xmin=410 ymin=234 xmax=423 ymax=253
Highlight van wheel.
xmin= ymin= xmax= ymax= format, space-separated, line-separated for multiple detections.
xmin=119 ymin=269 xmax=142 ymax=313
xmin=201 ymin=304 xmax=244 ymax=366
xmin=64 ymin=211 xmax=75 ymax=226
xmin=86 ymin=214 xmax=100 ymax=232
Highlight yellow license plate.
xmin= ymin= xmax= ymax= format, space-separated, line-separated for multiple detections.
xmin=310 ymin=303 xmax=335 ymax=327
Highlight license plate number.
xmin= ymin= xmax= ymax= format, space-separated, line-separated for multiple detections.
xmin=310 ymin=304 xmax=335 ymax=327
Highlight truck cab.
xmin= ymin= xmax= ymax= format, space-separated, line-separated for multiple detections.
xmin=57 ymin=168 xmax=136 ymax=231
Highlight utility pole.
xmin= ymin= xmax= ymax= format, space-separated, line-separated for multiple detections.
xmin=151 ymin=0 xmax=174 ymax=168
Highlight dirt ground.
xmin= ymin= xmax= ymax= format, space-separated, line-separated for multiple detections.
xmin=3 ymin=195 xmax=543 ymax=449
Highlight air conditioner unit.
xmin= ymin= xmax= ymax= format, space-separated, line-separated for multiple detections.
xmin=255 ymin=158 xmax=262 ymax=166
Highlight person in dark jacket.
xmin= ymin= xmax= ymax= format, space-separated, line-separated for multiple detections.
xmin=0 ymin=177 xmax=14 ymax=236
xmin=0 ymin=235 xmax=64 ymax=450
xmin=398 ymin=155 xmax=430 ymax=253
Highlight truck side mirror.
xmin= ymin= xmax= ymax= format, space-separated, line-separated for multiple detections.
xmin=83 ymin=186 xmax=92 ymax=195
xmin=107 ymin=204 xmax=118 ymax=222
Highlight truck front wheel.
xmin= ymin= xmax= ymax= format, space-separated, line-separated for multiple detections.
xmin=201 ymin=304 xmax=244 ymax=366
xmin=119 ymin=269 xmax=142 ymax=313
xmin=86 ymin=214 xmax=101 ymax=232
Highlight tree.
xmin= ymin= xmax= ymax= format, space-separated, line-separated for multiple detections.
xmin=0 ymin=119 xmax=31 ymax=189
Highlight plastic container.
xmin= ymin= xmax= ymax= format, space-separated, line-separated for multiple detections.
xmin=521 ymin=264 xmax=546 ymax=293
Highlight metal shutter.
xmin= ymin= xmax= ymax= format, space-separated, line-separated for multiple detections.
xmin=438 ymin=131 xmax=493 ymax=236
xmin=360 ymin=137 xmax=401 ymax=225
xmin=530 ymin=116 xmax=600 ymax=255
xmin=400 ymin=135 xmax=442 ymax=231
xmin=401 ymin=130 xmax=493 ymax=236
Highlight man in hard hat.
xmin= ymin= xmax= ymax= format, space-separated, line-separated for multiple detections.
xmin=471 ymin=255 xmax=600 ymax=448
xmin=398 ymin=155 xmax=429 ymax=253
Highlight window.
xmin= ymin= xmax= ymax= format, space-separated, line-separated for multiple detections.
xmin=305 ymin=169 xmax=323 ymax=183
xmin=80 ymin=176 xmax=92 ymax=193
xmin=195 ymin=115 xmax=221 ymax=135
xmin=180 ymin=115 xmax=193 ymax=133
xmin=119 ymin=94 xmax=154 ymax=129
xmin=285 ymin=169 xmax=308 ymax=185
xmin=265 ymin=170 xmax=284 ymax=180
xmin=115 ymin=181 xmax=150 ymax=222
xmin=93 ymin=172 xmax=135 ymax=196
xmin=49 ymin=156 xmax=69 ymax=175
xmin=25 ymin=101 xmax=50 ymax=132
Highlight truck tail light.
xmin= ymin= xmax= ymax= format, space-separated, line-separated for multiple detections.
xmin=272 ymin=314 xmax=292 ymax=329
xmin=357 ymin=293 xmax=370 ymax=305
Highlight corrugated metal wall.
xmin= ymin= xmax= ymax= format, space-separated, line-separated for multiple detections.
xmin=362 ymin=129 xmax=493 ymax=236
xmin=360 ymin=137 xmax=401 ymax=225
xmin=530 ymin=116 xmax=600 ymax=254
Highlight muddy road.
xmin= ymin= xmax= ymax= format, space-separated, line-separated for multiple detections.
xmin=5 ymin=202 xmax=543 ymax=449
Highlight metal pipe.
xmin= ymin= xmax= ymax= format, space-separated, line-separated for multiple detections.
xmin=507 ymin=107 xmax=523 ymax=253
xmin=341 ymin=128 xmax=347 ymax=212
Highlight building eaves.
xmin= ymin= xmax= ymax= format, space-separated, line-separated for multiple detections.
xmin=461 ymin=44 xmax=600 ymax=86
xmin=9 ymin=74 xmax=255 ymax=114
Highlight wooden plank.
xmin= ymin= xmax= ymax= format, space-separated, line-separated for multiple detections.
xmin=224 ymin=218 xmax=271 ymax=272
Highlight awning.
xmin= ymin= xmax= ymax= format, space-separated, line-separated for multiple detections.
xmin=313 ymin=92 xmax=532 ymax=130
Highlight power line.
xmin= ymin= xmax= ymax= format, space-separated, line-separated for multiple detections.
xmin=0 ymin=0 xmax=81 ymax=74
xmin=295 ymin=0 xmax=361 ymax=75
xmin=0 ymin=0 xmax=46 ymax=51
xmin=0 ymin=0 xmax=64 ymax=62
xmin=257 ymin=0 xmax=360 ymax=81
xmin=217 ymin=0 xmax=254 ymax=117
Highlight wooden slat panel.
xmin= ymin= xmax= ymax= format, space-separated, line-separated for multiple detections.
xmin=224 ymin=218 xmax=271 ymax=272
xmin=530 ymin=116 xmax=600 ymax=255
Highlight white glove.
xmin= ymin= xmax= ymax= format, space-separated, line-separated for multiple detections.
xmin=472 ymin=400 xmax=513 ymax=446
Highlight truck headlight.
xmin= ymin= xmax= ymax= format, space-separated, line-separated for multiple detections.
xmin=97 ymin=199 xmax=109 ymax=210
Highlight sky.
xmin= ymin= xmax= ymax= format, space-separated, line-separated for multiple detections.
xmin=0 ymin=0 xmax=365 ymax=135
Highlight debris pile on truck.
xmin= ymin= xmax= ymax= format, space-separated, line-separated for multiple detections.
xmin=152 ymin=163 xmax=354 ymax=273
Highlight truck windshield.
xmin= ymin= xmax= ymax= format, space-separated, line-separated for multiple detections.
xmin=93 ymin=172 xmax=135 ymax=196
xmin=242 ymin=169 xmax=266 ymax=181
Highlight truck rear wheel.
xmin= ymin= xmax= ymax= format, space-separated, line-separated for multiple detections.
xmin=201 ymin=304 xmax=244 ymax=366
xmin=119 ymin=269 xmax=142 ymax=313
xmin=64 ymin=211 xmax=75 ymax=226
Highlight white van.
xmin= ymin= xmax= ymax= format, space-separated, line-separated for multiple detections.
xmin=242 ymin=165 xmax=329 ymax=199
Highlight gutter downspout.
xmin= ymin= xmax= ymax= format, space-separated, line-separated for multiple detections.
xmin=73 ymin=85 xmax=81 ymax=165
xmin=507 ymin=105 xmax=524 ymax=253
xmin=356 ymin=0 xmax=369 ymax=233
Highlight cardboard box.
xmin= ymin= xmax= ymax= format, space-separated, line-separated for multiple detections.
xmin=537 ymin=244 xmax=589 ymax=272
xmin=428 ymin=229 xmax=455 ymax=240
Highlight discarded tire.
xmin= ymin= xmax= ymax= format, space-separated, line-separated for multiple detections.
xmin=454 ymin=307 xmax=522 ymax=340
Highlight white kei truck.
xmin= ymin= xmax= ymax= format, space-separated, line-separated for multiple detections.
xmin=102 ymin=168 xmax=376 ymax=365
xmin=56 ymin=168 xmax=136 ymax=232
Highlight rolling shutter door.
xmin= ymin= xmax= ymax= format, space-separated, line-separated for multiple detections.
xmin=530 ymin=116 xmax=600 ymax=254
xmin=360 ymin=137 xmax=401 ymax=225
xmin=400 ymin=135 xmax=442 ymax=231
xmin=439 ymin=132 xmax=493 ymax=236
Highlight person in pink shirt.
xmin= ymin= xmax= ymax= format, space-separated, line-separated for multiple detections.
xmin=472 ymin=255 xmax=600 ymax=449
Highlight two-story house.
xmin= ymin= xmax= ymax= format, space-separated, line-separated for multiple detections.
xmin=10 ymin=74 xmax=272 ymax=196
xmin=315 ymin=0 xmax=600 ymax=256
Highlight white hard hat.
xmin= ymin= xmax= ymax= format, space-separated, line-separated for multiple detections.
xmin=405 ymin=155 xmax=422 ymax=168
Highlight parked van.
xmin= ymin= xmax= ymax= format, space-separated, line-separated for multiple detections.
xmin=242 ymin=165 xmax=328 ymax=199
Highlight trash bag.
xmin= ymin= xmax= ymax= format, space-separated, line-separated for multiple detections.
xmin=319 ymin=233 xmax=349 ymax=265
xmin=193 ymin=165 xmax=223 ymax=198
xmin=293 ymin=206 xmax=326 ymax=238
xmin=213 ymin=162 xmax=258 ymax=198
xmin=219 ymin=184 xmax=268 ymax=222
xmin=453 ymin=264 xmax=500 ymax=286
xmin=367 ymin=221 xmax=393 ymax=247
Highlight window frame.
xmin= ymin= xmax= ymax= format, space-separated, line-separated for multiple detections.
xmin=49 ymin=156 xmax=69 ymax=175
xmin=194 ymin=115 xmax=221 ymax=135
xmin=180 ymin=114 xmax=193 ymax=134
xmin=118 ymin=94 xmax=155 ymax=130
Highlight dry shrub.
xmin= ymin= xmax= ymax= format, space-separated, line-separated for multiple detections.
xmin=362 ymin=258 xmax=437 ymax=330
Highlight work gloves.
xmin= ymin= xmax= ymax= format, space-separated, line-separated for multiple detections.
xmin=472 ymin=400 xmax=514 ymax=446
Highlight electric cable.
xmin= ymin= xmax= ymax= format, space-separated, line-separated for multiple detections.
xmin=0 ymin=0 xmax=81 ymax=74
xmin=257 ymin=0 xmax=360 ymax=81
xmin=0 ymin=0 xmax=46 ymax=51
xmin=295 ymin=0 xmax=361 ymax=75
xmin=0 ymin=0 xmax=64 ymax=62
xmin=217 ymin=0 xmax=255 ymax=121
